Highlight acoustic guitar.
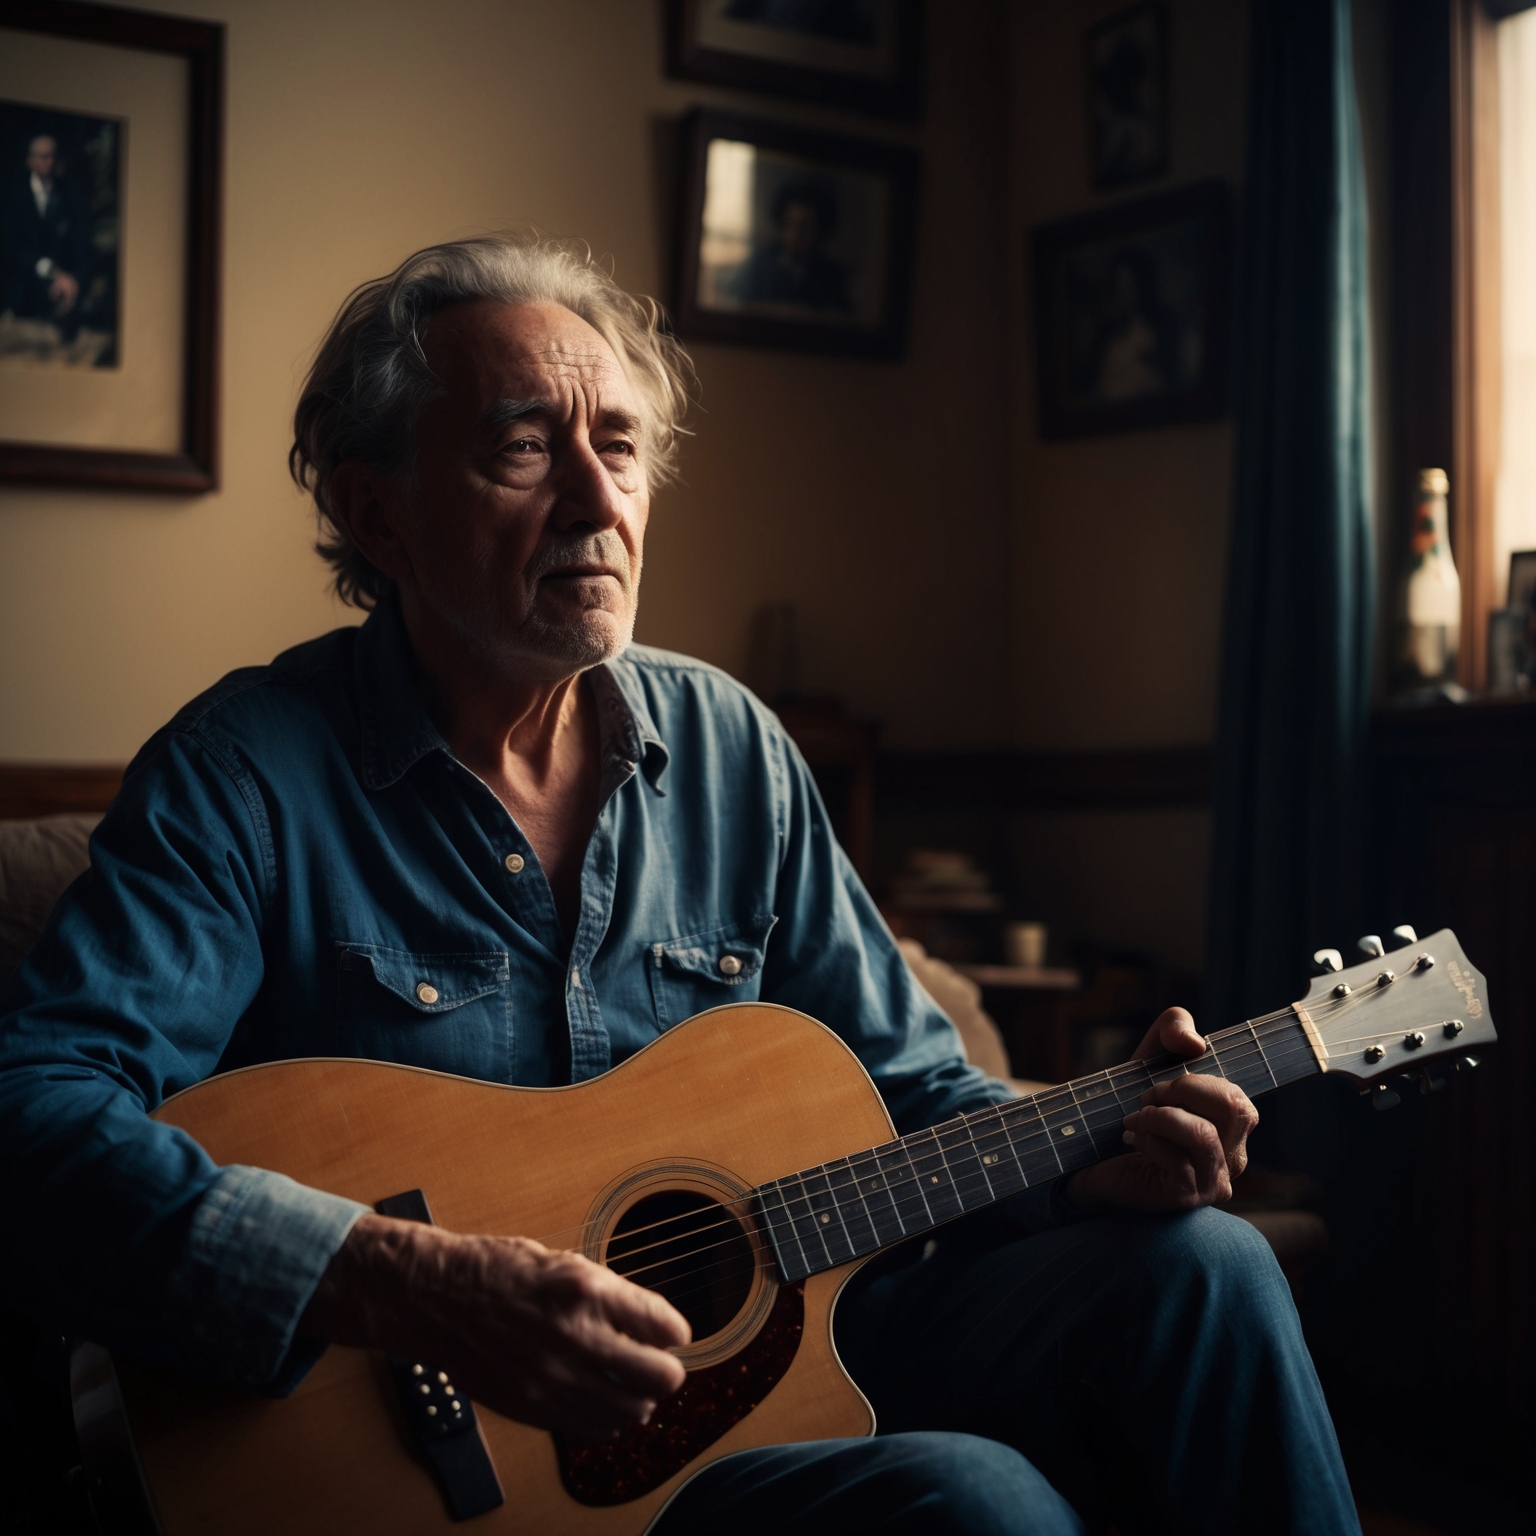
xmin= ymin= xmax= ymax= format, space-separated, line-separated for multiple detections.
xmin=72 ymin=928 xmax=1495 ymax=1535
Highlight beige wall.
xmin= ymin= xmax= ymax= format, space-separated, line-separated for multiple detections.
xmin=0 ymin=0 xmax=1011 ymax=761
xmin=1008 ymin=0 xmax=1247 ymax=752
xmin=999 ymin=0 xmax=1249 ymax=974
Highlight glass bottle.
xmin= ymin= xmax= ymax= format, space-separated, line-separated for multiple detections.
xmin=1398 ymin=468 xmax=1462 ymax=692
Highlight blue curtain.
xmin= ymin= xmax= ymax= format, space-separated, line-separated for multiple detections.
xmin=1205 ymin=0 xmax=1375 ymax=1027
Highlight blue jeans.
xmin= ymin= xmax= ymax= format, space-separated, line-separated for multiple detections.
xmin=657 ymin=1207 xmax=1359 ymax=1535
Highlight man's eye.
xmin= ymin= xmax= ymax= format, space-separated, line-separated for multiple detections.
xmin=503 ymin=438 xmax=544 ymax=456
xmin=602 ymin=440 xmax=637 ymax=457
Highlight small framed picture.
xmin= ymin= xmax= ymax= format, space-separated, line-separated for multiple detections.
xmin=0 ymin=1 xmax=223 ymax=492
xmin=664 ymin=0 xmax=923 ymax=120
xmin=1509 ymin=550 xmax=1536 ymax=608
xmin=1087 ymin=3 xmax=1169 ymax=191
xmin=673 ymin=108 xmax=918 ymax=361
xmin=1032 ymin=180 xmax=1230 ymax=440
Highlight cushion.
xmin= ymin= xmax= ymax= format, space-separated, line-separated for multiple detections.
xmin=898 ymin=937 xmax=1054 ymax=1097
xmin=0 ymin=814 xmax=99 ymax=988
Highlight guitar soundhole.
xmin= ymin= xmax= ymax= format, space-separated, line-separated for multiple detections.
xmin=605 ymin=1190 xmax=755 ymax=1341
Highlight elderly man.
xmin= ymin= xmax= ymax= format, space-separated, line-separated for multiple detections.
xmin=0 ymin=235 xmax=1358 ymax=1535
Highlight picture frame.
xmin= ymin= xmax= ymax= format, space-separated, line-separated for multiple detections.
xmin=1508 ymin=550 xmax=1536 ymax=609
xmin=673 ymin=108 xmax=919 ymax=361
xmin=1032 ymin=180 xmax=1230 ymax=441
xmin=664 ymin=0 xmax=923 ymax=121
xmin=0 ymin=0 xmax=223 ymax=492
xmin=1086 ymin=2 xmax=1168 ymax=192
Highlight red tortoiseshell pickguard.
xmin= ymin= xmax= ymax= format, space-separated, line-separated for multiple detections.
xmin=555 ymin=1280 xmax=806 ymax=1506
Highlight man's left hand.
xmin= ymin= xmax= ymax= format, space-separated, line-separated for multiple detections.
xmin=1063 ymin=1007 xmax=1258 ymax=1214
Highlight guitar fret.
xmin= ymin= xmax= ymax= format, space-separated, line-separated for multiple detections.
xmin=855 ymin=1142 xmax=909 ymax=1244
xmin=938 ymin=1118 xmax=991 ymax=1209
xmin=1072 ymin=1070 xmax=1130 ymax=1161
xmin=778 ymin=1173 xmax=835 ymax=1273
xmin=904 ymin=1126 xmax=967 ymax=1225
xmin=880 ymin=1142 xmax=933 ymax=1230
xmin=799 ymin=1165 xmax=855 ymax=1265
xmin=823 ymin=1156 xmax=879 ymax=1255
xmin=757 ymin=1181 xmax=809 ymax=1281
xmin=1037 ymin=1087 xmax=1099 ymax=1175
xmin=961 ymin=1109 xmax=1027 ymax=1199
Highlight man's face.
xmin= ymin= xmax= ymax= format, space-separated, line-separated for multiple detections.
xmin=778 ymin=201 xmax=820 ymax=261
xmin=26 ymin=138 xmax=56 ymax=179
xmin=380 ymin=300 xmax=650 ymax=680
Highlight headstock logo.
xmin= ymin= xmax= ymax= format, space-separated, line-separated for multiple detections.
xmin=1447 ymin=959 xmax=1483 ymax=1018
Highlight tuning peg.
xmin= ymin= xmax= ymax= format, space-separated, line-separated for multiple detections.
xmin=1455 ymin=1055 xmax=1480 ymax=1073
xmin=1418 ymin=1067 xmax=1448 ymax=1095
xmin=1390 ymin=924 xmax=1418 ymax=948
xmin=1358 ymin=934 xmax=1385 ymax=958
xmin=1372 ymin=1083 xmax=1401 ymax=1111
xmin=1312 ymin=948 xmax=1343 ymax=975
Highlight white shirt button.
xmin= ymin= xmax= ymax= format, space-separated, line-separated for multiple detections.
xmin=718 ymin=954 xmax=742 ymax=977
xmin=415 ymin=982 xmax=439 ymax=1005
xmin=504 ymin=853 xmax=525 ymax=873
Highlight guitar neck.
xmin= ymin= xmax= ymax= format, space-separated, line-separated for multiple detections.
xmin=757 ymin=1008 xmax=1322 ymax=1282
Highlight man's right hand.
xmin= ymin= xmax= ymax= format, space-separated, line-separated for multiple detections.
xmin=298 ymin=1213 xmax=690 ymax=1438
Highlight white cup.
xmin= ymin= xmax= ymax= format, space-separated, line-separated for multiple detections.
xmin=1004 ymin=921 xmax=1047 ymax=969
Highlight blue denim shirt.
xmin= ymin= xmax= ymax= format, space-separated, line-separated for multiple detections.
xmin=0 ymin=596 xmax=1018 ymax=1391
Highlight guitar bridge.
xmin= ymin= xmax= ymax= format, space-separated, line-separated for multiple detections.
xmin=375 ymin=1188 xmax=504 ymax=1521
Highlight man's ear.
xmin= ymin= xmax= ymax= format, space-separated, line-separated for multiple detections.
xmin=328 ymin=461 xmax=413 ymax=583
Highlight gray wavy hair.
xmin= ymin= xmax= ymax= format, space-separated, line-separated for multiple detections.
xmin=290 ymin=233 xmax=695 ymax=609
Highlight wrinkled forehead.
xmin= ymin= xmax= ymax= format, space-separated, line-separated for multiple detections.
xmin=423 ymin=300 xmax=641 ymax=421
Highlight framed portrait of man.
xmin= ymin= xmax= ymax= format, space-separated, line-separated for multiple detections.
xmin=1086 ymin=3 xmax=1169 ymax=191
xmin=1032 ymin=180 xmax=1231 ymax=441
xmin=664 ymin=0 xmax=923 ymax=120
xmin=673 ymin=109 xmax=919 ymax=361
xmin=0 ymin=0 xmax=223 ymax=491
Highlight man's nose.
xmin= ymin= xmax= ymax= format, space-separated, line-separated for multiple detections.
xmin=549 ymin=438 xmax=626 ymax=533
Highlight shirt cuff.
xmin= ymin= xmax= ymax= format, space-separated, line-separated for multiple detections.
xmin=168 ymin=1164 xmax=368 ymax=1394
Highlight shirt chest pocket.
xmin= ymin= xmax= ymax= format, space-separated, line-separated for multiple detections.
xmin=336 ymin=942 xmax=511 ymax=1081
xmin=646 ymin=914 xmax=777 ymax=1031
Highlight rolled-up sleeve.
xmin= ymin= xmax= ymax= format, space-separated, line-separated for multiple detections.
xmin=0 ymin=728 xmax=364 ymax=1391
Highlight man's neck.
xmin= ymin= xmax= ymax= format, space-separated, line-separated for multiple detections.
xmin=396 ymin=586 xmax=603 ymax=943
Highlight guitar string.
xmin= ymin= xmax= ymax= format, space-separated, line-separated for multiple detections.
xmin=548 ymin=985 xmax=1401 ymax=1283
xmin=600 ymin=1021 xmax=1341 ymax=1289
xmin=530 ymin=991 xmax=1346 ymax=1258
xmin=628 ymin=1005 xmax=1460 ymax=1313
xmin=631 ymin=1028 xmax=1391 ymax=1318
xmin=615 ymin=1030 xmax=1332 ymax=1296
xmin=607 ymin=981 xmax=1456 ymax=1305
xmin=616 ymin=1008 xmax=1439 ymax=1312
xmin=560 ymin=987 xmax=1383 ymax=1273
xmin=537 ymin=976 xmax=1433 ymax=1280
xmin=563 ymin=1024 xmax=1299 ymax=1280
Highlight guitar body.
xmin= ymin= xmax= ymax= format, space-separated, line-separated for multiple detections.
xmin=113 ymin=1005 xmax=891 ymax=1535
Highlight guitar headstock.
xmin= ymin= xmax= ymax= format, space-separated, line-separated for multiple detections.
xmin=1299 ymin=927 xmax=1496 ymax=1090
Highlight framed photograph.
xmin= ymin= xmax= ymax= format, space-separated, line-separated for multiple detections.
xmin=1032 ymin=180 xmax=1230 ymax=440
xmin=0 ymin=0 xmax=223 ymax=491
xmin=1509 ymin=550 xmax=1536 ymax=608
xmin=665 ymin=0 xmax=922 ymax=121
xmin=1087 ymin=3 xmax=1168 ymax=191
xmin=674 ymin=108 xmax=918 ymax=361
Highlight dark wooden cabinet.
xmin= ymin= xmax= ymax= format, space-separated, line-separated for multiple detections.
xmin=1371 ymin=699 xmax=1536 ymax=1415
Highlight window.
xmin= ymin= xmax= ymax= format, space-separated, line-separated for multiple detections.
xmin=1495 ymin=3 xmax=1536 ymax=600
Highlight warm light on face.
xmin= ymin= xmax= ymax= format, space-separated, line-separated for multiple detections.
xmin=25 ymin=137 xmax=57 ymax=177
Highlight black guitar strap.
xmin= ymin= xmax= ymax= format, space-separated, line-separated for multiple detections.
xmin=374 ymin=1189 xmax=505 ymax=1522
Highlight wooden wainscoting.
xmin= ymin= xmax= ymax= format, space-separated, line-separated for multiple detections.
xmin=0 ymin=764 xmax=125 ymax=820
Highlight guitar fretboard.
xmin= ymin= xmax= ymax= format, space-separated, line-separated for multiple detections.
xmin=756 ymin=1011 xmax=1318 ymax=1283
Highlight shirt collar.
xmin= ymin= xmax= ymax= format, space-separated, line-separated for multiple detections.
xmin=353 ymin=593 xmax=670 ymax=795
xmin=354 ymin=593 xmax=447 ymax=792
